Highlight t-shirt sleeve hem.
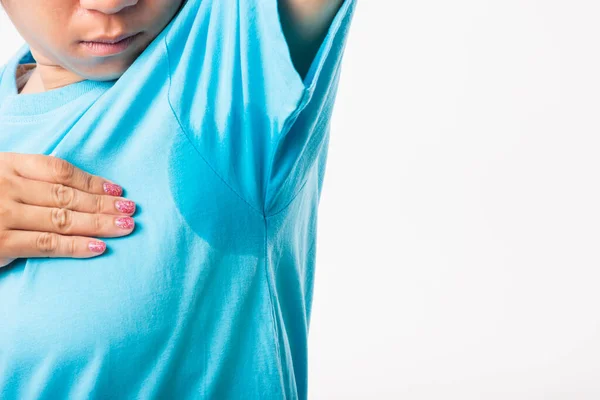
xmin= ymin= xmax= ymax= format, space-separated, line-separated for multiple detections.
xmin=262 ymin=0 xmax=358 ymax=103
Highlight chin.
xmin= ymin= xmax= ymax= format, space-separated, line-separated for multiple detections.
xmin=66 ymin=46 xmax=144 ymax=81
xmin=75 ymin=60 xmax=135 ymax=82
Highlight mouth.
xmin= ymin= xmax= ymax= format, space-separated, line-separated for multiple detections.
xmin=83 ymin=32 xmax=140 ymax=44
xmin=79 ymin=32 xmax=142 ymax=56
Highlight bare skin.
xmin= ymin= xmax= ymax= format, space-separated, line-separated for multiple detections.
xmin=2 ymin=0 xmax=187 ymax=93
xmin=0 ymin=152 xmax=136 ymax=267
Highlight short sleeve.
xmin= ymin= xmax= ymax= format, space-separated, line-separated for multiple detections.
xmin=263 ymin=0 xmax=357 ymax=215
xmin=164 ymin=0 xmax=357 ymax=216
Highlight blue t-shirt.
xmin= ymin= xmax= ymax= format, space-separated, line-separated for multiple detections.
xmin=0 ymin=0 xmax=356 ymax=398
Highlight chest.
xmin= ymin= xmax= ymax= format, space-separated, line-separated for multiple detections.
xmin=0 ymin=98 xmax=266 ymax=358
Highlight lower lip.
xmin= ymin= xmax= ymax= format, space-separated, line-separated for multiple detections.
xmin=80 ymin=33 xmax=141 ymax=56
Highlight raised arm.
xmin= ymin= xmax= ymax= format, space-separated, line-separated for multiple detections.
xmin=278 ymin=0 xmax=346 ymax=79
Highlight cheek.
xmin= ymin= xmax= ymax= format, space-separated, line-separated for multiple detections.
xmin=6 ymin=4 xmax=70 ymax=45
xmin=25 ymin=21 xmax=69 ymax=56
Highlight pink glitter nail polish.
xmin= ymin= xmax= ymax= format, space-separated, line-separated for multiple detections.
xmin=115 ymin=200 xmax=136 ymax=214
xmin=115 ymin=216 xmax=135 ymax=230
xmin=104 ymin=182 xmax=123 ymax=197
xmin=89 ymin=241 xmax=106 ymax=253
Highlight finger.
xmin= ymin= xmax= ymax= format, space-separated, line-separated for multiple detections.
xmin=7 ymin=153 xmax=123 ymax=196
xmin=5 ymin=203 xmax=135 ymax=237
xmin=12 ymin=176 xmax=136 ymax=216
xmin=0 ymin=230 xmax=107 ymax=259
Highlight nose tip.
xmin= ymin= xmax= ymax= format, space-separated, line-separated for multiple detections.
xmin=80 ymin=0 xmax=138 ymax=14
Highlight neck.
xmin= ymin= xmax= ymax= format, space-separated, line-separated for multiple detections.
xmin=19 ymin=63 xmax=85 ymax=94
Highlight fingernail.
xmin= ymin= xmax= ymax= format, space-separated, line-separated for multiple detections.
xmin=115 ymin=200 xmax=136 ymax=214
xmin=104 ymin=182 xmax=123 ymax=197
xmin=115 ymin=216 xmax=135 ymax=230
xmin=89 ymin=241 xmax=106 ymax=253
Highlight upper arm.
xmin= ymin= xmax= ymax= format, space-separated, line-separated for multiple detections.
xmin=278 ymin=0 xmax=346 ymax=79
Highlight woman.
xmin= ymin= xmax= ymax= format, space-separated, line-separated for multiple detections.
xmin=0 ymin=0 xmax=356 ymax=398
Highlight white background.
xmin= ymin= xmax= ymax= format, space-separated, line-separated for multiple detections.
xmin=4 ymin=1 xmax=600 ymax=399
